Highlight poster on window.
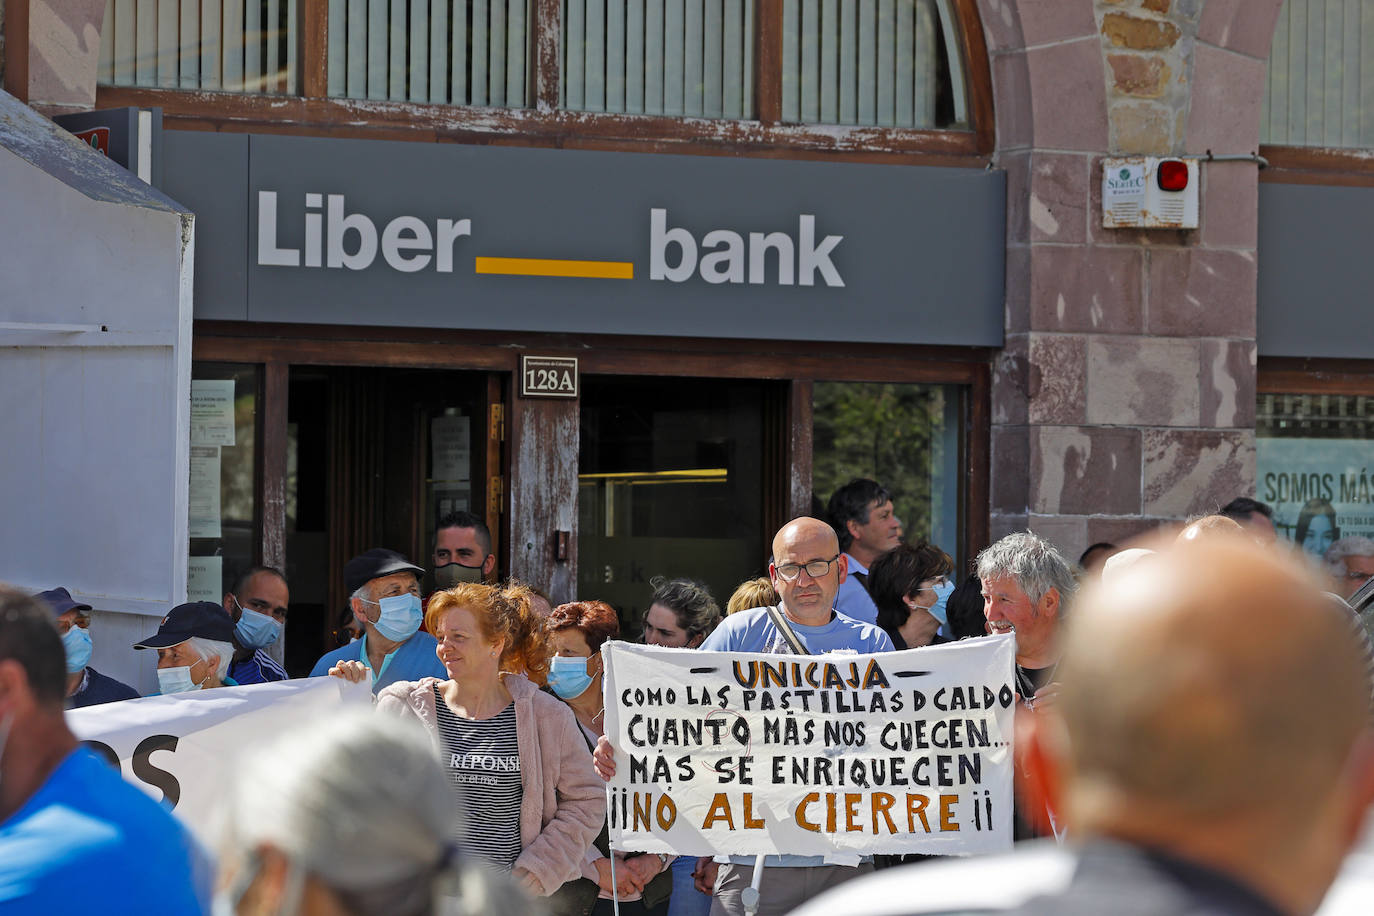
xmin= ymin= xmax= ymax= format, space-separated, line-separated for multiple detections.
xmin=1257 ymin=438 xmax=1374 ymax=558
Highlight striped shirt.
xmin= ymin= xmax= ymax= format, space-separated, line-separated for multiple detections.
xmin=433 ymin=685 xmax=523 ymax=872
xmin=228 ymin=649 xmax=289 ymax=685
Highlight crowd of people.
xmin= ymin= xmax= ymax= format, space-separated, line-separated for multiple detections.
xmin=2 ymin=488 xmax=1373 ymax=915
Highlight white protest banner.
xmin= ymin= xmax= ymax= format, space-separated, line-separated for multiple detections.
xmin=602 ymin=634 xmax=1017 ymax=858
xmin=69 ymin=678 xmax=371 ymax=843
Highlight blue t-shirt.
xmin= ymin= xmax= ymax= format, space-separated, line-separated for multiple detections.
xmin=309 ymin=630 xmax=446 ymax=693
xmin=702 ymin=605 xmax=892 ymax=869
xmin=833 ymin=553 xmax=880 ymax=625
xmin=0 ymin=748 xmax=209 ymax=913
xmin=702 ymin=604 xmax=893 ymax=656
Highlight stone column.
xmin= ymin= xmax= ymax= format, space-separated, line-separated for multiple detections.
xmin=3 ymin=0 xmax=107 ymax=112
xmin=979 ymin=0 xmax=1282 ymax=559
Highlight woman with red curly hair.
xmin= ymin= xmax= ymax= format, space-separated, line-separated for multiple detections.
xmin=336 ymin=582 xmax=604 ymax=900
xmin=547 ymin=601 xmax=673 ymax=915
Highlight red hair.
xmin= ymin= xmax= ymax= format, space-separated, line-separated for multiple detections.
xmin=547 ymin=600 xmax=620 ymax=654
xmin=426 ymin=582 xmax=551 ymax=685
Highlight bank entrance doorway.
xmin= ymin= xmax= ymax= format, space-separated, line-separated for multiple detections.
xmin=189 ymin=361 xmax=503 ymax=676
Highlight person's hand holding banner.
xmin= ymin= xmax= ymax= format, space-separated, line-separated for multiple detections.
xmin=599 ymin=635 xmax=1018 ymax=859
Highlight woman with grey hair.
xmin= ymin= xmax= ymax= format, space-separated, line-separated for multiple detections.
xmin=215 ymin=712 xmax=531 ymax=916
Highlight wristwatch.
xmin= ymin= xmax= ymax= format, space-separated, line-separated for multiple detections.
xmin=654 ymin=853 xmax=671 ymax=869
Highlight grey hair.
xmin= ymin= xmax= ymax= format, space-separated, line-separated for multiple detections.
xmin=221 ymin=712 xmax=530 ymax=916
xmin=1326 ymin=536 xmax=1374 ymax=579
xmin=976 ymin=532 xmax=1079 ymax=608
xmin=186 ymin=636 xmax=233 ymax=681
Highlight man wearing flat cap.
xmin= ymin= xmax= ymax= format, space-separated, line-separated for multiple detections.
xmin=309 ymin=548 xmax=445 ymax=693
xmin=133 ymin=601 xmax=238 ymax=694
xmin=37 ymin=586 xmax=139 ymax=708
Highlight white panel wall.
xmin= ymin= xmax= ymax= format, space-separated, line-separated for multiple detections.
xmin=0 ymin=97 xmax=194 ymax=693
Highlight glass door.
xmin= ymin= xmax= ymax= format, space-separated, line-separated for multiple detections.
xmin=578 ymin=376 xmax=770 ymax=633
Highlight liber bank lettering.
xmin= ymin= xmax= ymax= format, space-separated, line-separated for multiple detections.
xmin=255 ymin=192 xmax=845 ymax=287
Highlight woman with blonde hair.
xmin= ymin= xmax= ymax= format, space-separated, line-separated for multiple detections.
xmin=332 ymin=582 xmax=603 ymax=899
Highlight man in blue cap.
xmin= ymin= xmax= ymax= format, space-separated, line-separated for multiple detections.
xmin=310 ymin=548 xmax=445 ymax=693
xmin=36 ymin=587 xmax=139 ymax=708
xmin=133 ymin=602 xmax=238 ymax=694
xmin=0 ymin=587 xmax=210 ymax=912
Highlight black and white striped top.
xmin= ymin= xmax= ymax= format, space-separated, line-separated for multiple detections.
xmin=433 ymin=685 xmax=523 ymax=872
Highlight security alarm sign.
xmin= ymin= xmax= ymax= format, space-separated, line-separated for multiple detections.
xmin=520 ymin=356 xmax=579 ymax=399
xmin=1103 ymin=162 xmax=1147 ymax=227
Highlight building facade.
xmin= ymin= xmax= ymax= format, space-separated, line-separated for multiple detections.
xmin=2 ymin=0 xmax=1371 ymax=686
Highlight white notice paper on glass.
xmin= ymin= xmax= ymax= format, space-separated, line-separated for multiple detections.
xmin=431 ymin=415 xmax=471 ymax=482
xmin=189 ymin=446 xmax=222 ymax=538
xmin=191 ymin=379 xmax=236 ymax=447
xmin=187 ymin=555 xmax=223 ymax=603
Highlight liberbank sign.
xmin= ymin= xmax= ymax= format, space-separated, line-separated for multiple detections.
xmin=169 ymin=132 xmax=1005 ymax=346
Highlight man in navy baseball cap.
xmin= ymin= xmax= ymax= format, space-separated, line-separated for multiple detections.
xmin=134 ymin=601 xmax=238 ymax=694
xmin=310 ymin=548 xmax=443 ymax=693
xmin=36 ymin=587 xmax=138 ymax=708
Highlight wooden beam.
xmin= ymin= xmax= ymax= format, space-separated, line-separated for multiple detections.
xmin=299 ymin=0 xmax=328 ymax=97
xmin=261 ymin=360 xmax=290 ymax=571
xmin=951 ymin=0 xmax=994 ymax=155
xmin=964 ymin=359 xmax=991 ymax=569
xmin=508 ymin=395 xmax=579 ymax=603
xmin=787 ymin=378 xmax=813 ymax=521
xmin=754 ymin=0 xmax=782 ymax=122
xmin=532 ymin=0 xmax=561 ymax=111
xmin=94 ymin=85 xmax=988 ymax=163
xmin=4 ymin=0 xmax=30 ymax=102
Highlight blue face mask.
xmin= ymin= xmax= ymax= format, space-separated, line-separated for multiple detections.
xmin=917 ymin=580 xmax=955 ymax=628
xmin=547 ymin=654 xmax=595 ymax=699
xmin=233 ymin=601 xmax=281 ymax=650
xmin=368 ymin=593 xmax=423 ymax=643
xmin=61 ymin=625 xmax=93 ymax=674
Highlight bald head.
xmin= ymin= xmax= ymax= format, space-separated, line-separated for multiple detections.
xmin=1175 ymin=514 xmax=1245 ymax=546
xmin=1059 ymin=536 xmax=1367 ymax=820
xmin=772 ymin=517 xmax=840 ymax=560
xmin=770 ymin=518 xmax=847 ymax=626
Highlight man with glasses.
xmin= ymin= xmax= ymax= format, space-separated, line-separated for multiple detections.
xmin=695 ymin=516 xmax=892 ymax=913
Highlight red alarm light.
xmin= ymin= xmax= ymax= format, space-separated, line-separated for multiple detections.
xmin=1156 ymin=159 xmax=1189 ymax=192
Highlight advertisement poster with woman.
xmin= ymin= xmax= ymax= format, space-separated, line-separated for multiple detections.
xmin=1256 ymin=438 xmax=1374 ymax=558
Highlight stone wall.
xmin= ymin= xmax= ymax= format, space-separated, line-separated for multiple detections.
xmin=980 ymin=0 xmax=1283 ymax=560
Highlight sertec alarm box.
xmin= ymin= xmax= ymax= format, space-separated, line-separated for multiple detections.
xmin=1101 ymin=156 xmax=1199 ymax=229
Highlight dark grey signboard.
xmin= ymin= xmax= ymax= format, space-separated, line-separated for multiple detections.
xmin=162 ymin=131 xmax=1005 ymax=346
xmin=1259 ymin=182 xmax=1374 ymax=360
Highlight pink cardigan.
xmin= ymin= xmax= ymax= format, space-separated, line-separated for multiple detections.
xmin=376 ymin=674 xmax=606 ymax=896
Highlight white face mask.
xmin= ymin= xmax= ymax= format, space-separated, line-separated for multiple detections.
xmin=157 ymin=664 xmax=205 ymax=695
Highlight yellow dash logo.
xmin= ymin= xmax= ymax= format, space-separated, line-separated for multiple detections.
xmin=475 ymin=257 xmax=634 ymax=280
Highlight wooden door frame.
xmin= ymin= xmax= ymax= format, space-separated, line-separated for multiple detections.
xmin=193 ymin=320 xmax=994 ymax=588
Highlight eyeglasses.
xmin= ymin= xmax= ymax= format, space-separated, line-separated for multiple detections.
xmin=774 ymin=555 xmax=841 ymax=582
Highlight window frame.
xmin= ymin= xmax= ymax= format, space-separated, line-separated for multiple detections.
xmin=90 ymin=0 xmax=993 ymax=161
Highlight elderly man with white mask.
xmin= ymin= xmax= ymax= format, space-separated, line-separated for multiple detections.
xmin=133 ymin=600 xmax=238 ymax=693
